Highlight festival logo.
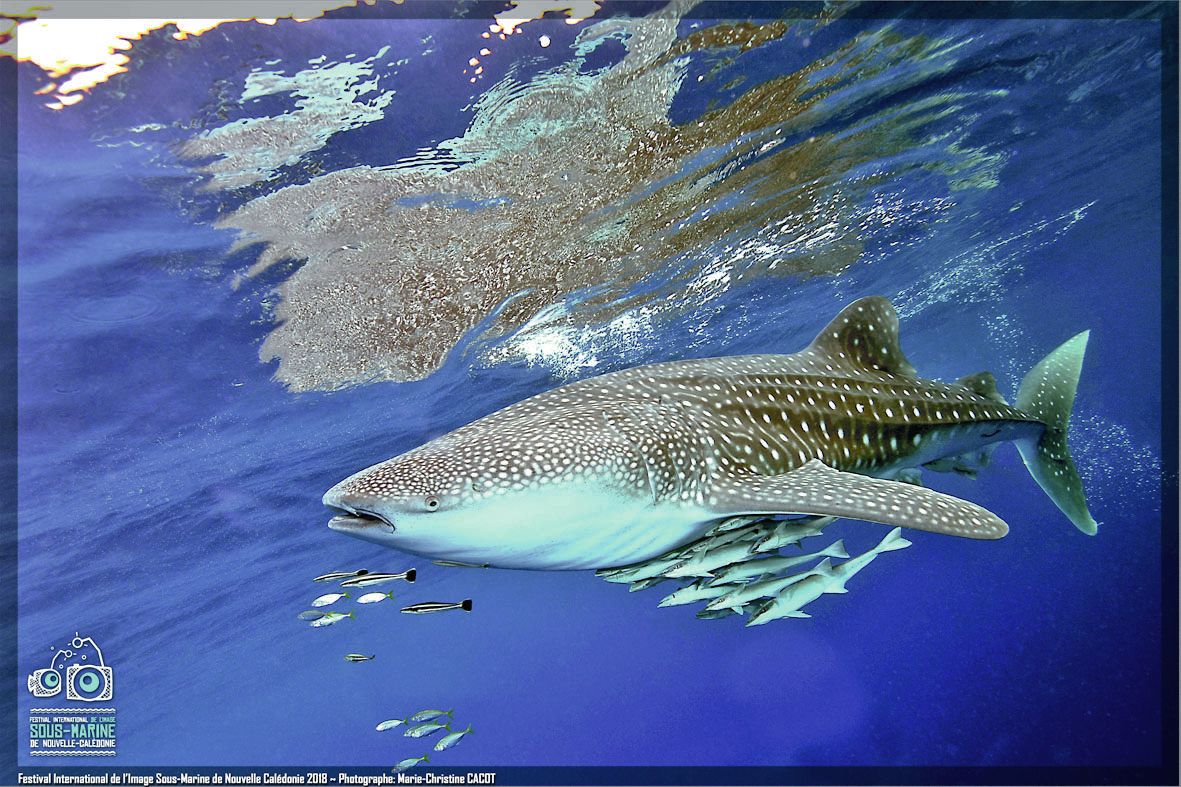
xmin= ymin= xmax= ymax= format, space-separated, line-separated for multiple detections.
xmin=26 ymin=633 xmax=117 ymax=756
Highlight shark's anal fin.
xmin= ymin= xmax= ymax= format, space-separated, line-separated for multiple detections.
xmin=707 ymin=460 xmax=1008 ymax=540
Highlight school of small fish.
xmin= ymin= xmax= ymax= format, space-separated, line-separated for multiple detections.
xmin=301 ymin=562 xmax=478 ymax=623
xmin=303 ymin=519 xmax=903 ymax=778
xmin=298 ymin=563 xmax=475 ymax=643
xmin=298 ymin=563 xmax=478 ymax=770
xmin=378 ymin=708 xmax=475 ymax=771
xmin=596 ymin=516 xmax=912 ymax=624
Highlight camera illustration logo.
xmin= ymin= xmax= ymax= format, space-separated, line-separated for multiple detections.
xmin=27 ymin=633 xmax=113 ymax=702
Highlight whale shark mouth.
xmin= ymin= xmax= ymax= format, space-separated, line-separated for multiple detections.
xmin=326 ymin=506 xmax=395 ymax=534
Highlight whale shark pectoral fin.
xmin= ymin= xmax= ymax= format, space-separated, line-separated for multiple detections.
xmin=706 ymin=460 xmax=1009 ymax=540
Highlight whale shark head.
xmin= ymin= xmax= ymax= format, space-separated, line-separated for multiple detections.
xmin=322 ymin=408 xmax=662 ymax=568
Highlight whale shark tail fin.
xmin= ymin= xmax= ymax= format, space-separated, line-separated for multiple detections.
xmin=1015 ymin=330 xmax=1098 ymax=535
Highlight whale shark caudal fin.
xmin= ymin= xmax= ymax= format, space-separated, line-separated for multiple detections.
xmin=707 ymin=459 xmax=1008 ymax=539
xmin=1014 ymin=330 xmax=1098 ymax=535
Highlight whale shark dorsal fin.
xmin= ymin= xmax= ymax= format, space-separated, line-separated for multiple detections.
xmin=956 ymin=371 xmax=1007 ymax=404
xmin=706 ymin=460 xmax=1009 ymax=540
xmin=807 ymin=296 xmax=917 ymax=377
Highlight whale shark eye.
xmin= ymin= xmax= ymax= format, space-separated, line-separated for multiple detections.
xmin=426 ymin=497 xmax=439 ymax=511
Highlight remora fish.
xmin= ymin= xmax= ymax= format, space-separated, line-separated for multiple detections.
xmin=629 ymin=576 xmax=672 ymax=592
xmin=749 ymin=518 xmax=834 ymax=554
xmin=747 ymin=528 xmax=913 ymax=626
xmin=657 ymin=580 xmax=733 ymax=608
xmin=314 ymin=569 xmax=369 ymax=582
xmin=696 ymin=607 xmax=742 ymax=620
xmin=401 ymin=600 xmax=473 ymax=614
xmin=710 ymin=540 xmax=849 ymax=586
xmin=324 ymin=296 xmax=1096 ymax=570
xmin=597 ymin=556 xmax=683 ymax=584
xmin=340 ymin=570 xmax=416 ymax=588
xmin=344 ymin=653 xmax=375 ymax=662
xmin=706 ymin=557 xmax=839 ymax=613
xmin=664 ymin=539 xmax=772 ymax=579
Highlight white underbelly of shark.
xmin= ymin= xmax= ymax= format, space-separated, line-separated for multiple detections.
xmin=366 ymin=482 xmax=715 ymax=570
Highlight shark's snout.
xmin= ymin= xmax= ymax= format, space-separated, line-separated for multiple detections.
xmin=323 ymin=484 xmax=396 ymax=539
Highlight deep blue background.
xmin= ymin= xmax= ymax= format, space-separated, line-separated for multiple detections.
xmin=8 ymin=3 xmax=1172 ymax=779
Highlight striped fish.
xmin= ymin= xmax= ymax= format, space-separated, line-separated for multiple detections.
xmin=400 ymin=600 xmax=473 ymax=615
xmin=313 ymin=569 xmax=368 ymax=582
xmin=340 ymin=569 xmax=416 ymax=588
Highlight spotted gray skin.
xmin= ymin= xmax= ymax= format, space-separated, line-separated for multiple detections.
xmin=324 ymin=296 xmax=1097 ymax=570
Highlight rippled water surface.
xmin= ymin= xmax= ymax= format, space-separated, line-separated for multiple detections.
xmin=14 ymin=2 xmax=1166 ymax=771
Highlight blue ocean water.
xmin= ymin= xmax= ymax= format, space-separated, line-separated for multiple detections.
xmin=11 ymin=3 xmax=1168 ymax=775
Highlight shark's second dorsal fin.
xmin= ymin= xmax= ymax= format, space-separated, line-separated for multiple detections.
xmin=807 ymin=296 xmax=917 ymax=377
xmin=956 ymin=371 xmax=1008 ymax=404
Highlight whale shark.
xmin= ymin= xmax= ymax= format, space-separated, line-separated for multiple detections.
xmin=323 ymin=296 xmax=1096 ymax=570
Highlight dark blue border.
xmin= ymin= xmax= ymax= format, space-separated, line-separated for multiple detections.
xmin=1 ymin=39 xmax=18 ymax=783
xmin=1158 ymin=0 xmax=1180 ymax=782
xmin=3 ymin=2 xmax=1177 ymax=785
xmin=1 ymin=766 xmax=1177 ymax=785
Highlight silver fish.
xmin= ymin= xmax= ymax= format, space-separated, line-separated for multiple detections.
xmin=401 ymin=600 xmax=472 ymax=615
xmin=344 ymin=653 xmax=374 ymax=662
xmin=434 ymin=724 xmax=473 ymax=751
xmin=375 ymin=718 xmax=408 ymax=731
xmin=410 ymin=709 xmax=453 ymax=722
xmin=404 ymin=721 xmax=449 ymax=738
xmin=297 ymin=610 xmax=326 ymax=621
xmin=392 ymin=755 xmax=429 ymax=772
xmin=309 ymin=611 xmax=353 ymax=627
xmin=356 ymin=591 xmax=394 ymax=604
xmin=311 ymin=592 xmax=348 ymax=607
